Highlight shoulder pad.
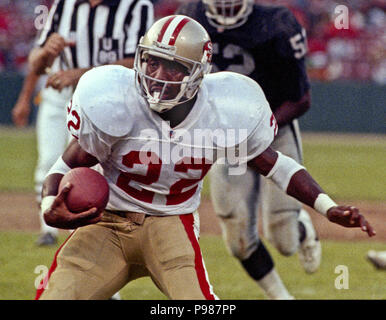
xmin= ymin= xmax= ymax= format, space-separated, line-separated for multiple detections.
xmin=74 ymin=65 xmax=136 ymax=137
xmin=271 ymin=6 xmax=302 ymax=35
xmin=202 ymin=72 xmax=271 ymax=148
xmin=254 ymin=5 xmax=300 ymax=36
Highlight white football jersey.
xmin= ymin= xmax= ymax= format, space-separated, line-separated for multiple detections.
xmin=66 ymin=65 xmax=277 ymax=215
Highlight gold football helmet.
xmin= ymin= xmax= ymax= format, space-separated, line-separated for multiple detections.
xmin=203 ymin=0 xmax=254 ymax=29
xmin=134 ymin=15 xmax=213 ymax=113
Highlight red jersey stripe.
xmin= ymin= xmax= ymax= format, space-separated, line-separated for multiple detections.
xmin=34 ymin=231 xmax=76 ymax=300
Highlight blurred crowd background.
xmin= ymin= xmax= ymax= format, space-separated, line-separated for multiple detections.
xmin=0 ymin=0 xmax=385 ymax=83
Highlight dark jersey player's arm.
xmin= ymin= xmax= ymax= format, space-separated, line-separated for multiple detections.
xmin=272 ymin=8 xmax=311 ymax=127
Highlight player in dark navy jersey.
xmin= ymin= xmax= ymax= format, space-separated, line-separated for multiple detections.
xmin=176 ymin=0 xmax=320 ymax=299
xmin=178 ymin=1 xmax=310 ymax=114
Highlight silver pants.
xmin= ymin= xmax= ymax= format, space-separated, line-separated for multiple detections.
xmin=209 ymin=120 xmax=304 ymax=259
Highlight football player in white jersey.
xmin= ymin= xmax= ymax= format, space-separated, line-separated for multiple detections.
xmin=175 ymin=0 xmax=320 ymax=299
xmin=36 ymin=15 xmax=375 ymax=300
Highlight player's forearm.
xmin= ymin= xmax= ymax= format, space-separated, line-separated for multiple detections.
xmin=287 ymin=170 xmax=338 ymax=216
xmin=41 ymin=141 xmax=101 ymax=228
xmin=271 ymin=163 xmax=336 ymax=216
xmin=41 ymin=155 xmax=72 ymax=200
xmin=274 ymin=91 xmax=310 ymax=127
xmin=248 ymin=148 xmax=336 ymax=216
xmin=42 ymin=173 xmax=64 ymax=198
xmin=42 ymin=140 xmax=98 ymax=198
xmin=40 ymin=172 xmax=64 ymax=222
xmin=286 ymin=169 xmax=325 ymax=208
xmin=41 ymin=151 xmax=94 ymax=216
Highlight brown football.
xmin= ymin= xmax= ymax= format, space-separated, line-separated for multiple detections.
xmin=58 ymin=167 xmax=109 ymax=213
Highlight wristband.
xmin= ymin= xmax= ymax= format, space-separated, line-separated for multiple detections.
xmin=314 ymin=193 xmax=337 ymax=217
xmin=41 ymin=196 xmax=56 ymax=214
xmin=266 ymin=151 xmax=305 ymax=192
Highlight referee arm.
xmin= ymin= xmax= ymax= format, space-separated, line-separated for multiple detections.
xmin=29 ymin=33 xmax=74 ymax=75
xmin=43 ymin=56 xmax=135 ymax=91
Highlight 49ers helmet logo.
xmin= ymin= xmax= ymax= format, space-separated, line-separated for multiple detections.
xmin=203 ymin=40 xmax=213 ymax=63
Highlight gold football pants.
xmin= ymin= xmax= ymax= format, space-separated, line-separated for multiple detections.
xmin=36 ymin=211 xmax=217 ymax=300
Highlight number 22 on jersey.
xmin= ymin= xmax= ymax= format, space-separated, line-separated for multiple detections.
xmin=66 ymin=100 xmax=81 ymax=139
xmin=116 ymin=151 xmax=212 ymax=206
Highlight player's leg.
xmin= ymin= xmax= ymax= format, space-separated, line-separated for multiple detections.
xmin=261 ymin=120 xmax=321 ymax=273
xmin=36 ymin=213 xmax=131 ymax=300
xmin=209 ymin=164 xmax=293 ymax=299
xmin=35 ymin=88 xmax=71 ymax=245
xmin=142 ymin=213 xmax=218 ymax=300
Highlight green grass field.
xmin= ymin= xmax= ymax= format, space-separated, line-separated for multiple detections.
xmin=0 ymin=232 xmax=385 ymax=300
xmin=0 ymin=127 xmax=37 ymax=192
xmin=0 ymin=126 xmax=385 ymax=300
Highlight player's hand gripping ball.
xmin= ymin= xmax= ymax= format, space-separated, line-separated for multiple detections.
xmin=58 ymin=167 xmax=109 ymax=214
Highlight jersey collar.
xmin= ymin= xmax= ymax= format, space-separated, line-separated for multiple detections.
xmin=139 ymin=86 xmax=207 ymax=141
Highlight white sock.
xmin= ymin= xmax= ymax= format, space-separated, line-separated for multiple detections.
xmin=257 ymin=269 xmax=294 ymax=300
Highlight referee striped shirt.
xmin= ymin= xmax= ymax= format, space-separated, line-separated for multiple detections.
xmin=36 ymin=0 xmax=154 ymax=72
